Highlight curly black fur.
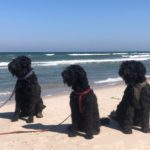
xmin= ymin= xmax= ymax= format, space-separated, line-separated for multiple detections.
xmin=110 ymin=61 xmax=150 ymax=134
xmin=61 ymin=65 xmax=104 ymax=139
xmin=8 ymin=56 xmax=45 ymax=123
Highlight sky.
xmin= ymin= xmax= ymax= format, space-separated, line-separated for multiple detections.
xmin=0 ymin=0 xmax=150 ymax=52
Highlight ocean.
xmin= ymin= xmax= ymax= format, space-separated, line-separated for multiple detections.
xmin=0 ymin=51 xmax=150 ymax=103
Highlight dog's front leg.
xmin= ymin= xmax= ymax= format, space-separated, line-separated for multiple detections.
xmin=140 ymin=91 xmax=150 ymax=133
xmin=119 ymin=85 xmax=134 ymax=134
xmin=84 ymin=99 xmax=94 ymax=139
xmin=68 ymin=97 xmax=78 ymax=137
xmin=121 ymin=105 xmax=134 ymax=134
xmin=12 ymin=102 xmax=20 ymax=122
xmin=26 ymin=100 xmax=35 ymax=123
xmin=141 ymin=106 xmax=150 ymax=133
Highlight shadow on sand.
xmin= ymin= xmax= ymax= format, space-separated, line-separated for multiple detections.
xmin=104 ymin=119 xmax=143 ymax=133
xmin=23 ymin=123 xmax=86 ymax=137
xmin=23 ymin=123 xmax=69 ymax=134
xmin=103 ymin=119 xmax=123 ymax=132
xmin=0 ymin=112 xmax=13 ymax=120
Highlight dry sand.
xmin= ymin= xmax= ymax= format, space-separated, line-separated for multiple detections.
xmin=0 ymin=83 xmax=150 ymax=150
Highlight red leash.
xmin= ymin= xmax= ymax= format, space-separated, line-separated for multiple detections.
xmin=74 ymin=88 xmax=92 ymax=113
xmin=0 ymin=130 xmax=49 ymax=135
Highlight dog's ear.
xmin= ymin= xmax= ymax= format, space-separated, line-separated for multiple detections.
xmin=8 ymin=62 xmax=13 ymax=74
xmin=118 ymin=62 xmax=125 ymax=77
xmin=136 ymin=61 xmax=146 ymax=75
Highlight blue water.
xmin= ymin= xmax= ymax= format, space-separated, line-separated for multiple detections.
xmin=0 ymin=51 xmax=150 ymax=102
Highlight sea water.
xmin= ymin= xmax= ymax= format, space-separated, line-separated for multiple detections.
xmin=0 ymin=51 xmax=150 ymax=102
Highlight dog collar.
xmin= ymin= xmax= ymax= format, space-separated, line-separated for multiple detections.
xmin=18 ymin=70 xmax=34 ymax=80
xmin=74 ymin=88 xmax=92 ymax=113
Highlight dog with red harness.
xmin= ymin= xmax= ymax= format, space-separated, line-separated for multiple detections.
xmin=61 ymin=65 xmax=108 ymax=139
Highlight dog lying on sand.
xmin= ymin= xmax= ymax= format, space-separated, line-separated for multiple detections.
xmin=8 ymin=56 xmax=46 ymax=123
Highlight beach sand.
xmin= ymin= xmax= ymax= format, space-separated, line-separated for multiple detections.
xmin=0 ymin=83 xmax=150 ymax=150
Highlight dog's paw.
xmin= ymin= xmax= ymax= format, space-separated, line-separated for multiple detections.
xmin=85 ymin=133 xmax=93 ymax=140
xmin=42 ymin=105 xmax=46 ymax=110
xmin=67 ymin=125 xmax=78 ymax=137
xmin=26 ymin=117 xmax=33 ymax=123
xmin=68 ymin=132 xmax=77 ymax=137
xmin=11 ymin=115 xmax=19 ymax=122
xmin=36 ymin=112 xmax=43 ymax=118
xmin=142 ymin=128 xmax=150 ymax=133
xmin=11 ymin=117 xmax=18 ymax=122
xmin=93 ymin=129 xmax=100 ymax=135
xmin=122 ymin=128 xmax=132 ymax=134
xmin=68 ymin=129 xmax=78 ymax=137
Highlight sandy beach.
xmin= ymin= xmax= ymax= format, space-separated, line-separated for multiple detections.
xmin=0 ymin=83 xmax=150 ymax=150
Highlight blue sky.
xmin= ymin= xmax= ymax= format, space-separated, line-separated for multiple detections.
xmin=0 ymin=0 xmax=150 ymax=52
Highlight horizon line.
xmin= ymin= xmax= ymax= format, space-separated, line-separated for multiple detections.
xmin=0 ymin=50 xmax=150 ymax=53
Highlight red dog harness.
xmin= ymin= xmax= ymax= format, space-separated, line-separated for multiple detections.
xmin=74 ymin=88 xmax=92 ymax=113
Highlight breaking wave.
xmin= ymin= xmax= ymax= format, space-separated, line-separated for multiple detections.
xmin=32 ymin=57 xmax=150 ymax=67
xmin=45 ymin=54 xmax=55 ymax=56
xmin=94 ymin=77 xmax=122 ymax=84
xmin=68 ymin=53 xmax=111 ymax=56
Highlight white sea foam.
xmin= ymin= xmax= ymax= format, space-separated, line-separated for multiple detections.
xmin=146 ymin=75 xmax=150 ymax=78
xmin=32 ymin=57 xmax=150 ymax=67
xmin=45 ymin=54 xmax=55 ymax=56
xmin=0 ymin=62 xmax=8 ymax=67
xmin=112 ymin=53 xmax=129 ymax=55
xmin=94 ymin=75 xmax=150 ymax=85
xmin=0 ymin=91 xmax=11 ymax=96
xmin=122 ymin=54 xmax=150 ymax=58
xmin=1 ymin=55 xmax=150 ymax=68
xmin=132 ymin=52 xmax=150 ymax=55
xmin=94 ymin=77 xmax=122 ymax=84
xmin=68 ymin=53 xmax=111 ymax=56
xmin=0 ymin=91 xmax=15 ymax=103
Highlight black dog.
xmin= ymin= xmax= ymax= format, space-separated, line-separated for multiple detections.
xmin=109 ymin=61 xmax=150 ymax=134
xmin=62 ymin=65 xmax=109 ymax=139
xmin=8 ymin=56 xmax=46 ymax=123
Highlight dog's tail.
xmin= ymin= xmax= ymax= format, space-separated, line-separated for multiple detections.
xmin=100 ymin=117 xmax=110 ymax=126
